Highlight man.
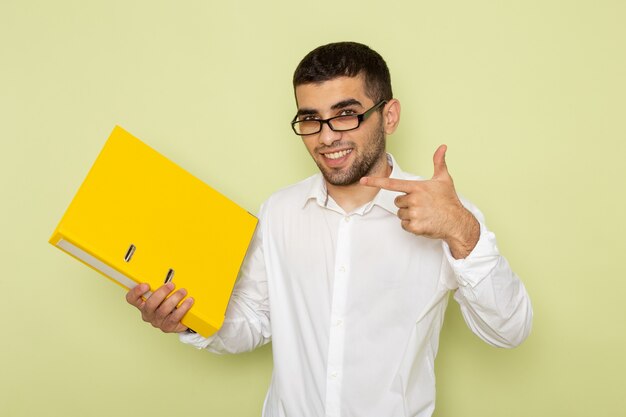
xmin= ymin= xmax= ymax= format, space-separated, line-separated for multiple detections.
xmin=126 ymin=42 xmax=532 ymax=417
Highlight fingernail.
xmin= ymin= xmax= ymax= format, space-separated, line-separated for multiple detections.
xmin=179 ymin=288 xmax=187 ymax=296
xmin=186 ymin=297 xmax=194 ymax=305
xmin=167 ymin=282 xmax=175 ymax=290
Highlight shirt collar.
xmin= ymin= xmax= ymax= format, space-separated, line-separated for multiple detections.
xmin=303 ymin=153 xmax=417 ymax=215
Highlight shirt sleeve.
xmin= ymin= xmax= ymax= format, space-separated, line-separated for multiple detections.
xmin=179 ymin=203 xmax=272 ymax=354
xmin=441 ymin=200 xmax=533 ymax=348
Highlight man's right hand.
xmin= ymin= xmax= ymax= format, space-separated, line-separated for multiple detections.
xmin=125 ymin=282 xmax=194 ymax=333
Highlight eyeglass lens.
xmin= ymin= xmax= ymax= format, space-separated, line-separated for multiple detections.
xmin=294 ymin=116 xmax=359 ymax=135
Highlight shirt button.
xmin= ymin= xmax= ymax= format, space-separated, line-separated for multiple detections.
xmin=344 ymin=216 xmax=351 ymax=222
xmin=330 ymin=371 xmax=338 ymax=379
xmin=338 ymin=266 xmax=346 ymax=273
xmin=334 ymin=319 xmax=343 ymax=327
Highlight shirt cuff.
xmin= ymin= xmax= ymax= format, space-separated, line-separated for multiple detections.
xmin=442 ymin=220 xmax=500 ymax=288
xmin=178 ymin=330 xmax=218 ymax=349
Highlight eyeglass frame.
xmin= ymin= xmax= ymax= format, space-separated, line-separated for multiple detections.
xmin=290 ymin=100 xmax=388 ymax=136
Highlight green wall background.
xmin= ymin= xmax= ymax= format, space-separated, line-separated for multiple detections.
xmin=2 ymin=1 xmax=624 ymax=416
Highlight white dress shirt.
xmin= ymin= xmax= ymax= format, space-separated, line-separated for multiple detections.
xmin=180 ymin=154 xmax=532 ymax=417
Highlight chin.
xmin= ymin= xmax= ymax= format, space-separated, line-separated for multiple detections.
xmin=321 ymin=167 xmax=361 ymax=186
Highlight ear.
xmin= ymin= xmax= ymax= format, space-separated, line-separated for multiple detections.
xmin=382 ymin=99 xmax=401 ymax=135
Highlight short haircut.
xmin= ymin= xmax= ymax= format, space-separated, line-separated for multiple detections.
xmin=293 ymin=41 xmax=393 ymax=103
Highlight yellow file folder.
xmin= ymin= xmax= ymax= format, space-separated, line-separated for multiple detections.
xmin=49 ymin=126 xmax=258 ymax=337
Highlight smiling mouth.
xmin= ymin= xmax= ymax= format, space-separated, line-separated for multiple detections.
xmin=323 ymin=149 xmax=353 ymax=160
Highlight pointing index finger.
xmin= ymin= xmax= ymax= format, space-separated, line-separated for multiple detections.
xmin=360 ymin=176 xmax=415 ymax=193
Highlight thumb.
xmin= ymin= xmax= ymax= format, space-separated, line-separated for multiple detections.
xmin=432 ymin=144 xmax=449 ymax=179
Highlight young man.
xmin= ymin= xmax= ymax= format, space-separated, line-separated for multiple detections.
xmin=126 ymin=42 xmax=532 ymax=417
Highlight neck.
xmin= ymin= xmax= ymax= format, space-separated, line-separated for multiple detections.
xmin=326 ymin=154 xmax=392 ymax=213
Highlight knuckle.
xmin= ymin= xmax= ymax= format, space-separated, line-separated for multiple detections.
xmin=142 ymin=297 xmax=154 ymax=310
xmin=162 ymin=317 xmax=179 ymax=333
xmin=154 ymin=310 xmax=166 ymax=323
xmin=144 ymin=296 xmax=161 ymax=312
xmin=160 ymin=321 xmax=173 ymax=333
xmin=164 ymin=317 xmax=177 ymax=329
xmin=174 ymin=290 xmax=186 ymax=303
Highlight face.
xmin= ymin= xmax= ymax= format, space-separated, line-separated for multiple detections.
xmin=294 ymin=75 xmax=387 ymax=186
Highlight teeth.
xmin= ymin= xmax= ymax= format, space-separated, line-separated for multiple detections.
xmin=325 ymin=149 xmax=352 ymax=160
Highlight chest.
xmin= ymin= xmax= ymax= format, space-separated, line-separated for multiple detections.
xmin=264 ymin=206 xmax=446 ymax=309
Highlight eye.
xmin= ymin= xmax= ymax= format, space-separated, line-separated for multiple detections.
xmin=302 ymin=115 xmax=320 ymax=121
xmin=339 ymin=109 xmax=357 ymax=116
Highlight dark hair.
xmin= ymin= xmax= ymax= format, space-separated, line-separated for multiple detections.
xmin=293 ymin=41 xmax=393 ymax=103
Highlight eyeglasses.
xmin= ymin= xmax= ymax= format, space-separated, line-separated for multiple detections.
xmin=291 ymin=100 xmax=387 ymax=136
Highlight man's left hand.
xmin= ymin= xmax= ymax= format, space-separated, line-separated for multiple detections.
xmin=360 ymin=145 xmax=479 ymax=259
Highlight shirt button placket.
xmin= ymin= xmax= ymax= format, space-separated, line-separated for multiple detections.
xmin=325 ymin=214 xmax=352 ymax=417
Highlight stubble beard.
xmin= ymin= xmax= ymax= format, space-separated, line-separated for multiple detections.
xmin=316 ymin=124 xmax=387 ymax=186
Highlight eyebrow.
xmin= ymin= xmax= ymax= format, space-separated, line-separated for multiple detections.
xmin=296 ymin=98 xmax=364 ymax=116
xmin=331 ymin=98 xmax=363 ymax=110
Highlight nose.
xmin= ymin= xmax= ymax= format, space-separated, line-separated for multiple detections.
xmin=318 ymin=121 xmax=342 ymax=146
